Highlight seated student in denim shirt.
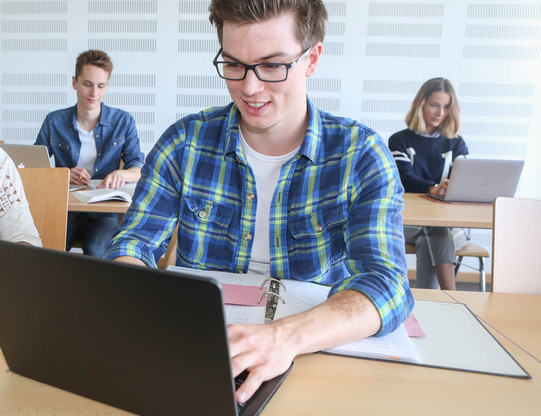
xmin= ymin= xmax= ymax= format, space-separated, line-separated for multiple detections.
xmin=106 ymin=0 xmax=413 ymax=405
xmin=35 ymin=49 xmax=144 ymax=257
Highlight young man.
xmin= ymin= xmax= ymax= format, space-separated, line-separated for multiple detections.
xmin=35 ymin=49 xmax=144 ymax=257
xmin=106 ymin=0 xmax=413 ymax=404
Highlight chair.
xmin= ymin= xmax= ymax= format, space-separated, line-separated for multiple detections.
xmin=18 ymin=167 xmax=70 ymax=251
xmin=491 ymin=196 xmax=541 ymax=294
xmin=158 ymin=224 xmax=178 ymax=269
xmin=405 ymin=241 xmax=489 ymax=292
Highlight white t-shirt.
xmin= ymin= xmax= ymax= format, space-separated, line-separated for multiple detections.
xmin=0 ymin=148 xmax=42 ymax=246
xmin=239 ymin=132 xmax=299 ymax=275
xmin=76 ymin=122 xmax=97 ymax=174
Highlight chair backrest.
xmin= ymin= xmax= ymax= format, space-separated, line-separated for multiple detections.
xmin=18 ymin=167 xmax=70 ymax=251
xmin=491 ymin=196 xmax=541 ymax=294
xmin=161 ymin=224 xmax=178 ymax=269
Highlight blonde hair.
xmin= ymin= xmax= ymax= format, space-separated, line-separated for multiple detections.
xmin=405 ymin=77 xmax=460 ymax=138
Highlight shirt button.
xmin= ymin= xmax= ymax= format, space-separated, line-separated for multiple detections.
xmin=246 ymin=193 xmax=255 ymax=200
xmin=236 ymin=156 xmax=242 ymax=164
xmin=315 ymin=224 xmax=323 ymax=233
xmin=243 ymin=234 xmax=252 ymax=241
xmin=198 ymin=210 xmax=207 ymax=219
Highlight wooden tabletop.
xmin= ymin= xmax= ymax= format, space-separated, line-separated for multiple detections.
xmin=69 ymin=192 xmax=130 ymax=214
xmin=402 ymin=193 xmax=493 ymax=229
xmin=68 ymin=192 xmax=494 ymax=229
xmin=1 ymin=289 xmax=539 ymax=415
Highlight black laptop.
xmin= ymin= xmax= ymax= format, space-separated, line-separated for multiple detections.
xmin=0 ymin=241 xmax=291 ymax=416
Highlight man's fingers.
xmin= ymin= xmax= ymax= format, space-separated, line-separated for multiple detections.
xmin=236 ymin=368 xmax=266 ymax=404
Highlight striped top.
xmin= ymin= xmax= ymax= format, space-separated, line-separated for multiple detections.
xmin=105 ymin=99 xmax=413 ymax=336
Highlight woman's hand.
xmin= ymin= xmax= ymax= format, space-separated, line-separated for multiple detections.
xmin=429 ymin=179 xmax=449 ymax=196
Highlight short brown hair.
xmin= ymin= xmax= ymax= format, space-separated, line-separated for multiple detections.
xmin=208 ymin=0 xmax=327 ymax=50
xmin=405 ymin=77 xmax=461 ymax=138
xmin=75 ymin=49 xmax=113 ymax=80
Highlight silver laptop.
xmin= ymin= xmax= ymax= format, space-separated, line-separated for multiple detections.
xmin=0 ymin=241 xmax=291 ymax=416
xmin=428 ymin=158 xmax=524 ymax=203
xmin=0 ymin=143 xmax=52 ymax=168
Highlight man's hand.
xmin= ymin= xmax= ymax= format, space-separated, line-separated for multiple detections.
xmin=70 ymin=167 xmax=91 ymax=185
xmin=228 ymin=322 xmax=297 ymax=404
xmin=228 ymin=289 xmax=381 ymax=404
xmin=97 ymin=166 xmax=141 ymax=190
xmin=97 ymin=170 xmax=128 ymax=189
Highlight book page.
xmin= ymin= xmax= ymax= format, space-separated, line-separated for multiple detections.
xmin=272 ymin=279 xmax=420 ymax=362
xmin=73 ymin=189 xmax=132 ymax=204
xmin=88 ymin=179 xmax=136 ymax=196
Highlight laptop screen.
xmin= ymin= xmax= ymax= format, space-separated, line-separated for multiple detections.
xmin=0 ymin=241 xmax=289 ymax=415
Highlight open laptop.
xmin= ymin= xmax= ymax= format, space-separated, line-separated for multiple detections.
xmin=0 ymin=143 xmax=52 ymax=168
xmin=427 ymin=158 xmax=524 ymax=203
xmin=0 ymin=241 xmax=291 ymax=416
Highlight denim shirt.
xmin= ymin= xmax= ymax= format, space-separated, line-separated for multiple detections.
xmin=35 ymin=103 xmax=144 ymax=178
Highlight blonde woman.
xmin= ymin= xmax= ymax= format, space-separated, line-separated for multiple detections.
xmin=388 ymin=77 xmax=468 ymax=290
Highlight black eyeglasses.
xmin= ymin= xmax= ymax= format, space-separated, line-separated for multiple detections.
xmin=212 ymin=47 xmax=311 ymax=82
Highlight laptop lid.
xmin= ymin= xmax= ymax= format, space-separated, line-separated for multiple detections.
xmin=0 ymin=241 xmax=289 ymax=416
xmin=431 ymin=158 xmax=524 ymax=203
xmin=0 ymin=144 xmax=52 ymax=168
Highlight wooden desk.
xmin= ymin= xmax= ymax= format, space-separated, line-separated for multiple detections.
xmin=69 ymin=192 xmax=130 ymax=214
xmin=1 ymin=289 xmax=539 ymax=415
xmin=402 ymin=193 xmax=493 ymax=229
xmin=68 ymin=192 xmax=493 ymax=228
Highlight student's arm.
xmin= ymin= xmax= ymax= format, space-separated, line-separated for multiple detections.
xmin=0 ymin=150 xmax=42 ymax=247
xmin=388 ymin=132 xmax=435 ymax=193
xmin=114 ymin=255 xmax=146 ymax=267
xmin=104 ymin=125 xmax=183 ymax=267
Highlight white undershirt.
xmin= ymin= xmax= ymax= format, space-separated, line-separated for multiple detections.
xmin=239 ymin=132 xmax=299 ymax=275
xmin=76 ymin=122 xmax=97 ymax=174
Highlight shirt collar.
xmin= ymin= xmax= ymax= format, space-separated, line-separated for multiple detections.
xmin=420 ymin=128 xmax=441 ymax=138
xmin=223 ymin=98 xmax=321 ymax=165
xmin=70 ymin=102 xmax=110 ymax=129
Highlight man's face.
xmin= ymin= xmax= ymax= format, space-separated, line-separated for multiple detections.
xmin=72 ymin=64 xmax=109 ymax=113
xmin=221 ymin=12 xmax=320 ymax=140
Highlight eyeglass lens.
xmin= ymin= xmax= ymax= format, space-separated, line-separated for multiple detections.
xmin=216 ymin=62 xmax=288 ymax=82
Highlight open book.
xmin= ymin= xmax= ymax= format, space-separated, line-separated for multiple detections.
xmin=74 ymin=188 xmax=132 ymax=204
xmin=167 ymin=266 xmax=420 ymax=363
xmin=73 ymin=180 xmax=136 ymax=204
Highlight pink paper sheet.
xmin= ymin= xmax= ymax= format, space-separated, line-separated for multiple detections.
xmin=404 ymin=313 xmax=426 ymax=338
xmin=222 ymin=283 xmax=267 ymax=306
